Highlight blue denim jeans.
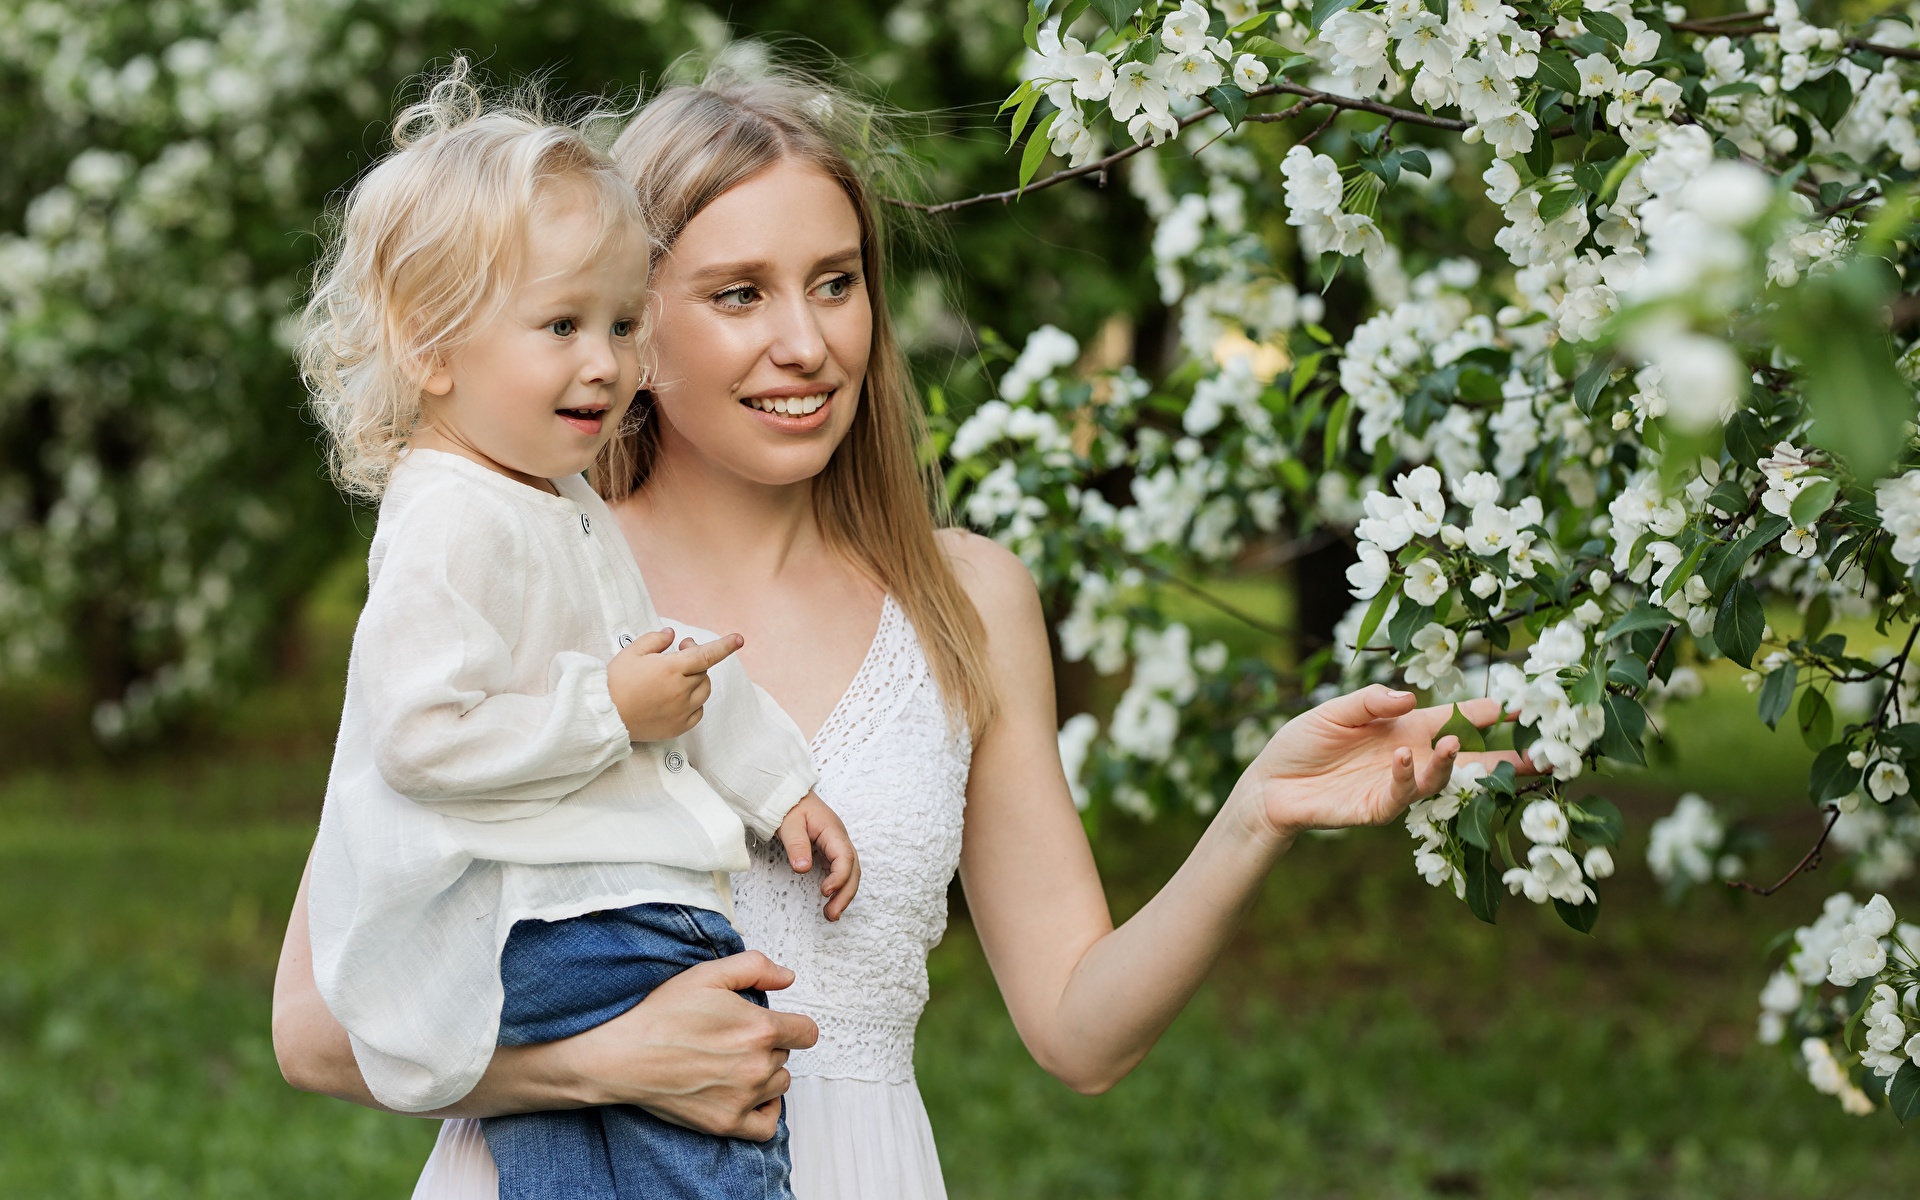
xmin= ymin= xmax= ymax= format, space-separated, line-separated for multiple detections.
xmin=481 ymin=903 xmax=794 ymax=1200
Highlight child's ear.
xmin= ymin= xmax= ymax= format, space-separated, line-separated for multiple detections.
xmin=421 ymin=364 xmax=454 ymax=397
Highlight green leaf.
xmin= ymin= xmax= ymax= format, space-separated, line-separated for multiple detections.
xmin=1789 ymin=478 xmax=1839 ymax=529
xmin=1022 ymin=0 xmax=1053 ymax=51
xmin=1701 ymin=516 xmax=1791 ymax=598
xmin=1310 ymin=0 xmax=1361 ymax=28
xmin=1798 ymin=686 xmax=1834 ymax=750
xmin=1086 ymin=0 xmax=1143 ymax=31
xmin=1534 ymin=48 xmax=1582 ymax=94
xmin=1398 ymin=148 xmax=1432 ymax=177
xmin=1431 ymin=703 xmax=1488 ymax=752
xmin=1206 ymin=85 xmax=1249 ymax=129
xmin=1538 ymin=186 xmax=1587 ymax=226
xmin=1458 ymin=792 xmax=1497 ymax=851
xmin=1571 ymin=664 xmax=1605 ymax=708
xmin=1892 ymin=1061 xmax=1920 ymax=1123
xmin=998 ymin=78 xmax=1035 ymax=115
xmin=1713 ymin=579 xmax=1764 ymax=668
xmin=1351 ymin=577 xmax=1400 ymax=661
xmin=1724 ymin=409 xmax=1767 ymax=469
xmin=1599 ymin=693 xmax=1648 ymax=765
xmin=1554 ymin=897 xmax=1599 ymax=934
xmin=1758 ymin=661 xmax=1798 ymax=730
xmin=1007 ymin=87 xmax=1043 ymax=147
xmin=1705 ymin=479 xmax=1750 ymax=515
xmin=1017 ymin=110 xmax=1058 ymax=192
xmin=1463 ymin=844 xmax=1505 ymax=924
xmin=1809 ymin=742 xmax=1864 ymax=803
xmin=1581 ymin=9 xmax=1629 ymax=44
xmin=1241 ymin=34 xmax=1290 ymax=56
xmin=1569 ymin=796 xmax=1623 ymax=846
xmin=1388 ymin=601 xmax=1435 ymax=656
xmin=1804 ymin=592 xmax=1832 ymax=644
xmin=1607 ymin=655 xmax=1649 ymax=689
xmin=1602 ymin=602 xmax=1671 ymax=643
xmin=1789 ymin=69 xmax=1855 ymax=133
xmin=1709 ymin=80 xmax=1764 ymax=98
xmin=1880 ymin=723 xmax=1920 ymax=764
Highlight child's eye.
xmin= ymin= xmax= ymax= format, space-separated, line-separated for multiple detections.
xmin=714 ymin=285 xmax=760 ymax=309
xmin=612 ymin=319 xmax=636 ymax=338
xmin=814 ymin=273 xmax=858 ymax=301
xmin=548 ymin=318 xmax=577 ymax=337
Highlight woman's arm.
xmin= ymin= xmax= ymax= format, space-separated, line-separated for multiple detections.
xmin=943 ymin=532 xmax=1526 ymax=1095
xmin=272 ymin=854 xmax=815 ymax=1137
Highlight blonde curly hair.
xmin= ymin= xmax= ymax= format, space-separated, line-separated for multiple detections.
xmin=298 ymin=58 xmax=646 ymax=500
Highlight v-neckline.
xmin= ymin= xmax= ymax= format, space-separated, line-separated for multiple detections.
xmin=803 ymin=595 xmax=896 ymax=760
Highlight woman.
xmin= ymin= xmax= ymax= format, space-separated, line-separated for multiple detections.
xmin=272 ymin=55 xmax=1522 ymax=1198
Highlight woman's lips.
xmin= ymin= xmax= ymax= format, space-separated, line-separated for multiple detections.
xmin=740 ymin=391 xmax=832 ymax=430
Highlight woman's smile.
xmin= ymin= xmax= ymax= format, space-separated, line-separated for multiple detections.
xmin=740 ymin=384 xmax=835 ymax=429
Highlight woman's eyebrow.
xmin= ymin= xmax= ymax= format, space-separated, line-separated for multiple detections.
xmin=683 ymin=249 xmax=863 ymax=284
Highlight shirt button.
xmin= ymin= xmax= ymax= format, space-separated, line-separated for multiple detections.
xmin=580 ymin=513 xmax=592 ymax=535
xmin=618 ymin=632 xmax=634 ymax=648
xmin=664 ymin=750 xmax=685 ymax=773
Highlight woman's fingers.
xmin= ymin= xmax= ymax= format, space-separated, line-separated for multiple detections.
xmin=1321 ymin=684 xmax=1418 ymax=729
xmin=1455 ymin=748 xmax=1544 ymax=775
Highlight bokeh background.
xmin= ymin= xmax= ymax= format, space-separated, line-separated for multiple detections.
xmin=3 ymin=1 xmax=1919 ymax=1195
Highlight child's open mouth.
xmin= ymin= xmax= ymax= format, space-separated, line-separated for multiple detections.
xmin=555 ymin=406 xmax=606 ymax=434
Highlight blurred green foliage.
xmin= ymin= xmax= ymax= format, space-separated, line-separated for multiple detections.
xmin=0 ymin=0 xmax=1156 ymax=736
xmin=3 ymin=594 xmax=1918 ymax=1195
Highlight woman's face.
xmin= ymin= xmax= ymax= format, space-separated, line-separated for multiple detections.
xmin=645 ymin=159 xmax=872 ymax=487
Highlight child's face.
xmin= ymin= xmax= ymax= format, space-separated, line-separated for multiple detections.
xmin=420 ymin=191 xmax=648 ymax=488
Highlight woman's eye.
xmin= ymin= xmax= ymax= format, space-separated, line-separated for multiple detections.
xmin=815 ymin=273 xmax=857 ymax=301
xmin=548 ymin=318 xmax=577 ymax=337
xmin=715 ymin=285 xmax=759 ymax=308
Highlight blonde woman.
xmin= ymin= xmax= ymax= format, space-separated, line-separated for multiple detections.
xmin=273 ymin=53 xmax=1526 ymax=1199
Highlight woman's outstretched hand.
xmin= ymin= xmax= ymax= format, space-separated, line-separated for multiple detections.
xmin=1238 ymin=685 xmax=1538 ymax=845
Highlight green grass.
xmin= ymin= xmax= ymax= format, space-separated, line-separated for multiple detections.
xmin=4 ymin=581 xmax=1919 ymax=1197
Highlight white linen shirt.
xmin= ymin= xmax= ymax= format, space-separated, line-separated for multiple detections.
xmin=309 ymin=448 xmax=816 ymax=1113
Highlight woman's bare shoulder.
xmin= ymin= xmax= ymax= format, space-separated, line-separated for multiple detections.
xmin=936 ymin=528 xmax=1040 ymax=627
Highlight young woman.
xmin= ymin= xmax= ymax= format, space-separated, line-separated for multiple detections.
xmin=272 ymin=54 xmax=1524 ymax=1199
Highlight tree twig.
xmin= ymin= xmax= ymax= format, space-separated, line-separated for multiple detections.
xmin=1126 ymin=553 xmax=1293 ymax=641
xmin=1670 ymin=14 xmax=1920 ymax=62
xmin=1871 ymin=620 xmax=1920 ymax=727
xmin=1726 ymin=805 xmax=1843 ymax=896
xmin=883 ymin=84 xmax=1468 ymax=216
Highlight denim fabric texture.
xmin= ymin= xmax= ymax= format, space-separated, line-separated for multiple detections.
xmin=482 ymin=903 xmax=794 ymax=1200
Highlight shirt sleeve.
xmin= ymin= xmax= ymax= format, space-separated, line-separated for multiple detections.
xmin=679 ymin=652 xmax=817 ymax=842
xmin=356 ymin=487 xmax=632 ymax=817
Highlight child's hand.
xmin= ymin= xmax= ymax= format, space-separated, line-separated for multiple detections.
xmin=607 ymin=629 xmax=742 ymax=742
xmin=776 ymin=792 xmax=860 ymax=921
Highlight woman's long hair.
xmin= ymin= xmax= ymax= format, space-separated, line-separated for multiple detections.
xmin=600 ymin=47 xmax=995 ymax=737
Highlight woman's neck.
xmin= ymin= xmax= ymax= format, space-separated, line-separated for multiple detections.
xmin=621 ymin=450 xmax=825 ymax=591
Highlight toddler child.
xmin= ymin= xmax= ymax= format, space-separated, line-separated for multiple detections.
xmin=296 ymin=66 xmax=855 ymax=1200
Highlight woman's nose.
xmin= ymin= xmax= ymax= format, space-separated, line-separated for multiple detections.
xmin=767 ymin=293 xmax=828 ymax=373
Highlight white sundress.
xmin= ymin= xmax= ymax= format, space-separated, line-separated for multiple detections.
xmin=413 ymin=596 xmax=972 ymax=1198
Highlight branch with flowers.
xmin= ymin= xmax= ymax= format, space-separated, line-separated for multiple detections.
xmin=941 ymin=0 xmax=1920 ymax=1122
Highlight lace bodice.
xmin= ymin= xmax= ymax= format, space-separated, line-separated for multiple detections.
xmin=732 ymin=597 xmax=972 ymax=1085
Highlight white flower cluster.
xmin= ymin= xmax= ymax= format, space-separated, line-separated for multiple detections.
xmin=1404 ymin=760 xmax=1485 ymax=898
xmin=1647 ymin=793 xmax=1738 ymax=888
xmin=1028 ymin=0 xmax=1271 ymax=162
xmin=1502 ymin=797 xmax=1610 ymax=906
xmin=1761 ymin=892 xmax=1920 ymax=1115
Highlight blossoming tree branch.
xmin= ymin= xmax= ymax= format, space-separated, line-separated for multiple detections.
xmin=939 ymin=0 xmax=1920 ymax=1122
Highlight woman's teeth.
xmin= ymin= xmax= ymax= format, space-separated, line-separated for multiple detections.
xmin=745 ymin=393 xmax=828 ymax=416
